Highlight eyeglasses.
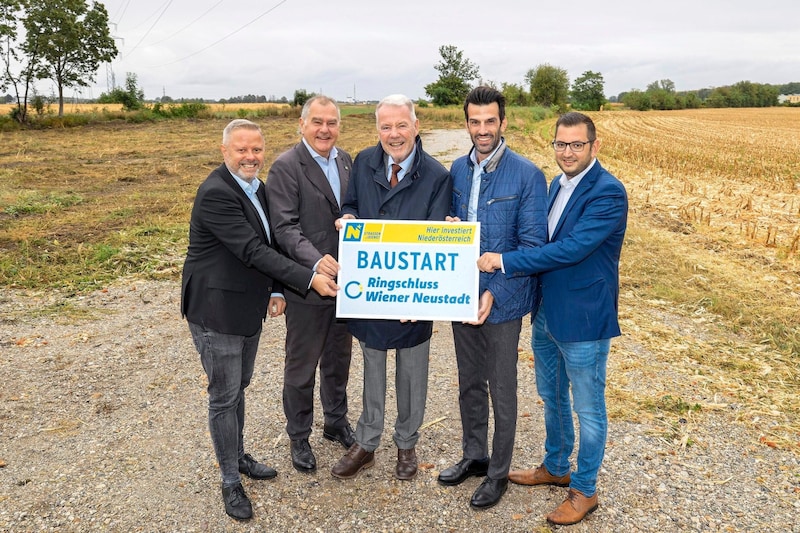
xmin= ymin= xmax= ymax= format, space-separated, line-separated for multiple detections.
xmin=551 ymin=140 xmax=593 ymax=152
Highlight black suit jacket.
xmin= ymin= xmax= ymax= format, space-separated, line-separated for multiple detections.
xmin=265 ymin=142 xmax=352 ymax=305
xmin=181 ymin=164 xmax=314 ymax=336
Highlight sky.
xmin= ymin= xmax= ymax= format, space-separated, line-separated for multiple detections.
xmin=70 ymin=0 xmax=800 ymax=102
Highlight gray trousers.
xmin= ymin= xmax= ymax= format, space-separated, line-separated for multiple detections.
xmin=452 ymin=318 xmax=522 ymax=480
xmin=188 ymin=321 xmax=260 ymax=486
xmin=354 ymin=339 xmax=430 ymax=452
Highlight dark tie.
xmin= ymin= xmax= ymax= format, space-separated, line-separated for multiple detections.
xmin=390 ymin=164 xmax=401 ymax=188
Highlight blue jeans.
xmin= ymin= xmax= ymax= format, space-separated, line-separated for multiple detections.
xmin=532 ymin=308 xmax=610 ymax=497
xmin=188 ymin=321 xmax=260 ymax=486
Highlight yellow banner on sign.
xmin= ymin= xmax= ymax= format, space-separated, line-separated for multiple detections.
xmin=345 ymin=223 xmax=477 ymax=244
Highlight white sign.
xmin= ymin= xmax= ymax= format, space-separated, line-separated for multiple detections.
xmin=336 ymin=220 xmax=480 ymax=321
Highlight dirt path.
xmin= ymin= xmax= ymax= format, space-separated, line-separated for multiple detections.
xmin=420 ymin=128 xmax=473 ymax=166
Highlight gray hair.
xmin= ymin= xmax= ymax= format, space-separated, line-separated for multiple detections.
xmin=375 ymin=94 xmax=416 ymax=126
xmin=300 ymin=95 xmax=341 ymax=122
xmin=222 ymin=119 xmax=262 ymax=145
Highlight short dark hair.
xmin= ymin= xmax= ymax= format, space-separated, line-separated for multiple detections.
xmin=555 ymin=112 xmax=596 ymax=141
xmin=463 ymin=86 xmax=506 ymax=122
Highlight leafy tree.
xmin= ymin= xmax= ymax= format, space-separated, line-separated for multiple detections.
xmin=1 ymin=0 xmax=37 ymax=123
xmin=97 ymin=72 xmax=145 ymax=110
xmin=525 ymin=63 xmax=569 ymax=110
xmin=292 ymin=89 xmax=314 ymax=107
xmin=0 ymin=0 xmax=17 ymax=94
xmin=643 ymin=79 xmax=677 ymax=110
xmin=23 ymin=0 xmax=117 ymax=116
xmin=779 ymin=82 xmax=800 ymax=94
xmin=424 ymin=45 xmax=480 ymax=106
xmin=680 ymin=92 xmax=702 ymax=109
xmin=570 ymin=71 xmax=606 ymax=111
xmin=647 ymin=79 xmax=675 ymax=93
xmin=621 ymin=89 xmax=651 ymax=111
xmin=500 ymin=82 xmax=528 ymax=106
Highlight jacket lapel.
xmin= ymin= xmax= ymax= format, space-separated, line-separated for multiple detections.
xmin=297 ymin=144 xmax=339 ymax=209
xmin=550 ymin=162 xmax=601 ymax=239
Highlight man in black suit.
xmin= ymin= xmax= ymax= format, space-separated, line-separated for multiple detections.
xmin=266 ymin=95 xmax=355 ymax=473
xmin=181 ymin=119 xmax=338 ymax=521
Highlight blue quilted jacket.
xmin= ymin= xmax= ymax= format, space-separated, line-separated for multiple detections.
xmin=450 ymin=142 xmax=548 ymax=323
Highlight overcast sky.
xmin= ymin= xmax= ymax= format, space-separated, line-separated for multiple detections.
xmin=77 ymin=0 xmax=799 ymax=102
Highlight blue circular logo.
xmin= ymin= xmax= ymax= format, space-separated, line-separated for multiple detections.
xmin=344 ymin=281 xmax=363 ymax=299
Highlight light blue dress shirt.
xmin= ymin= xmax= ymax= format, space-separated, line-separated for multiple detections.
xmin=302 ymin=138 xmax=341 ymax=207
xmin=231 ymin=172 xmax=271 ymax=242
xmin=467 ymin=139 xmax=504 ymax=222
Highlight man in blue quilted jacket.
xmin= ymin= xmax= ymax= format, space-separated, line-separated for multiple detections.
xmin=437 ymin=86 xmax=548 ymax=510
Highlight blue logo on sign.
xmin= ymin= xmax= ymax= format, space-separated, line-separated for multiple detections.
xmin=344 ymin=281 xmax=363 ymax=299
xmin=343 ymin=222 xmax=364 ymax=242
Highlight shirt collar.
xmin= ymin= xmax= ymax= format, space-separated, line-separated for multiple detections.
xmin=558 ymin=158 xmax=597 ymax=190
xmin=469 ymin=138 xmax=505 ymax=169
xmin=388 ymin=145 xmax=417 ymax=174
xmin=302 ymin=137 xmax=338 ymax=163
xmin=229 ymin=170 xmax=259 ymax=195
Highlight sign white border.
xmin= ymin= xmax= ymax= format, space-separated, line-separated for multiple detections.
xmin=336 ymin=219 xmax=480 ymax=321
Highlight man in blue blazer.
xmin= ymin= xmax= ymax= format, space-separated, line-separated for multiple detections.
xmin=181 ymin=119 xmax=339 ymax=521
xmin=478 ymin=112 xmax=628 ymax=526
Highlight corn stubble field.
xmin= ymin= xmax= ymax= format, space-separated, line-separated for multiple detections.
xmin=0 ymin=106 xmax=798 ymax=455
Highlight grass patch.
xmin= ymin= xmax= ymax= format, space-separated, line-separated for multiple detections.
xmin=2 ymin=191 xmax=84 ymax=216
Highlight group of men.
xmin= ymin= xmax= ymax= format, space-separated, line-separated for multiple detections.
xmin=180 ymin=86 xmax=628 ymax=526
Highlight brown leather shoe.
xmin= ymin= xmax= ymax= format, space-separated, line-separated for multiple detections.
xmin=395 ymin=447 xmax=417 ymax=480
xmin=508 ymin=464 xmax=570 ymax=487
xmin=546 ymin=488 xmax=598 ymax=525
xmin=331 ymin=443 xmax=375 ymax=479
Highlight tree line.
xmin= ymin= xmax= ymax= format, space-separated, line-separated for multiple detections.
xmin=424 ymin=45 xmax=798 ymax=111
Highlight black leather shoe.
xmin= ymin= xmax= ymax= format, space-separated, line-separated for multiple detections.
xmin=290 ymin=439 xmax=317 ymax=472
xmin=323 ymin=424 xmax=356 ymax=449
xmin=437 ymin=457 xmax=490 ymax=486
xmin=238 ymin=453 xmax=277 ymax=480
xmin=221 ymin=482 xmax=252 ymax=520
xmin=470 ymin=477 xmax=508 ymax=509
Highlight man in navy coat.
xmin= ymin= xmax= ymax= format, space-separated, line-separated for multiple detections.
xmin=331 ymin=94 xmax=452 ymax=482
xmin=181 ymin=119 xmax=338 ymax=520
xmin=478 ymin=112 xmax=628 ymax=526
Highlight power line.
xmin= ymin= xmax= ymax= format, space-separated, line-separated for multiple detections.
xmin=111 ymin=0 xmax=132 ymax=27
xmin=144 ymin=0 xmax=225 ymax=47
xmin=124 ymin=0 xmax=174 ymax=57
xmin=150 ymin=0 xmax=288 ymax=67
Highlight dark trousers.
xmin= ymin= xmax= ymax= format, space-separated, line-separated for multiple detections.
xmin=283 ymin=301 xmax=352 ymax=440
xmin=452 ymin=318 xmax=522 ymax=480
xmin=189 ymin=321 xmax=259 ymax=486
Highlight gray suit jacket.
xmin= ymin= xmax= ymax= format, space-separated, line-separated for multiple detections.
xmin=266 ymin=142 xmax=352 ymax=305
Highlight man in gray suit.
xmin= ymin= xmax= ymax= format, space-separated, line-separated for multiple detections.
xmin=266 ymin=96 xmax=354 ymax=473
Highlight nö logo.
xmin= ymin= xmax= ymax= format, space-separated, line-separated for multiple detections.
xmin=343 ymin=222 xmax=364 ymax=242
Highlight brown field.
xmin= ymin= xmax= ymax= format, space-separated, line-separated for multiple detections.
xmin=0 ymin=107 xmax=798 ymax=451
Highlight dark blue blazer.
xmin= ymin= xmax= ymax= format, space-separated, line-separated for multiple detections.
xmin=503 ymin=160 xmax=627 ymax=342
